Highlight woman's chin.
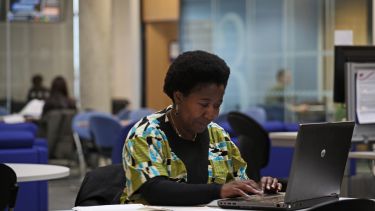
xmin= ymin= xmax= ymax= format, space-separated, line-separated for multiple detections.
xmin=195 ymin=125 xmax=208 ymax=133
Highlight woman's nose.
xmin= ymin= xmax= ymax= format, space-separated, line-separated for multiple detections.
xmin=204 ymin=106 xmax=218 ymax=121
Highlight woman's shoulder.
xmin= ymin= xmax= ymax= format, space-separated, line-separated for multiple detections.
xmin=207 ymin=122 xmax=232 ymax=144
xmin=207 ymin=122 xmax=229 ymax=136
xmin=129 ymin=109 xmax=168 ymax=139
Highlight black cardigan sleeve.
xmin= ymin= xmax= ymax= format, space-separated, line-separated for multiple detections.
xmin=139 ymin=176 xmax=222 ymax=206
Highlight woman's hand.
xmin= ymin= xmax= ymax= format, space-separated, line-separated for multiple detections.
xmin=220 ymin=180 xmax=263 ymax=198
xmin=259 ymin=176 xmax=282 ymax=194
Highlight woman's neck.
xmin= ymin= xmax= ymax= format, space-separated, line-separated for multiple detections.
xmin=168 ymin=109 xmax=197 ymax=141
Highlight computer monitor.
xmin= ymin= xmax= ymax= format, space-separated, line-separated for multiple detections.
xmin=345 ymin=62 xmax=375 ymax=141
xmin=334 ymin=46 xmax=375 ymax=103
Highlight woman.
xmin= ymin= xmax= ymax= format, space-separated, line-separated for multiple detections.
xmin=42 ymin=76 xmax=76 ymax=116
xmin=121 ymin=51 xmax=281 ymax=205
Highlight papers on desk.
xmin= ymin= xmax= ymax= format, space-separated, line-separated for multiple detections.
xmin=73 ymin=204 xmax=171 ymax=211
xmin=19 ymin=99 xmax=44 ymax=119
xmin=356 ymin=70 xmax=375 ymax=124
xmin=1 ymin=99 xmax=44 ymax=123
xmin=2 ymin=114 xmax=26 ymax=124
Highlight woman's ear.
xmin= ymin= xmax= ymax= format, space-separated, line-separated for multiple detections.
xmin=174 ymin=91 xmax=183 ymax=104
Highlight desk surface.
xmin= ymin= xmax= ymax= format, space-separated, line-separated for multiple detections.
xmin=269 ymin=132 xmax=297 ymax=147
xmin=269 ymin=132 xmax=375 ymax=160
xmin=6 ymin=163 xmax=70 ymax=182
xmin=70 ymin=198 xmax=372 ymax=211
xmin=348 ymin=151 xmax=375 ymax=160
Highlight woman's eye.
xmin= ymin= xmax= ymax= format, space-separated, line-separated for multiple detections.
xmin=199 ymin=103 xmax=209 ymax=107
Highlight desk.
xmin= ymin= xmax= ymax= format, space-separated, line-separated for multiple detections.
xmin=348 ymin=151 xmax=375 ymax=160
xmin=269 ymin=132 xmax=297 ymax=147
xmin=348 ymin=151 xmax=375 ymax=176
xmin=70 ymin=198 xmax=374 ymax=211
xmin=6 ymin=163 xmax=70 ymax=182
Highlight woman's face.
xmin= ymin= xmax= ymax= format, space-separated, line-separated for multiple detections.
xmin=175 ymin=83 xmax=225 ymax=134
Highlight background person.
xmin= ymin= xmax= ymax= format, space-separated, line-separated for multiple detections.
xmin=27 ymin=74 xmax=49 ymax=102
xmin=39 ymin=76 xmax=77 ymax=158
xmin=121 ymin=50 xmax=281 ymax=206
xmin=41 ymin=75 xmax=76 ymax=116
xmin=265 ymin=69 xmax=308 ymax=121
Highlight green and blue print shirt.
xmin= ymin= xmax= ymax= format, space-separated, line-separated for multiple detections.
xmin=121 ymin=106 xmax=248 ymax=203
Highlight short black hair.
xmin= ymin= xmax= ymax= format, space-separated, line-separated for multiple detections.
xmin=32 ymin=74 xmax=43 ymax=86
xmin=163 ymin=50 xmax=230 ymax=101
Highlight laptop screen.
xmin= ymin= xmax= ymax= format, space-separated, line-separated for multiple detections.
xmin=284 ymin=122 xmax=355 ymax=203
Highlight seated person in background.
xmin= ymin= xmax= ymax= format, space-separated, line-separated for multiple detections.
xmin=265 ymin=69 xmax=308 ymax=120
xmin=27 ymin=74 xmax=49 ymax=102
xmin=42 ymin=76 xmax=76 ymax=116
xmin=121 ymin=50 xmax=281 ymax=206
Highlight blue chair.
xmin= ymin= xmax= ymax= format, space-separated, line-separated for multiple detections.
xmin=71 ymin=111 xmax=109 ymax=177
xmin=72 ymin=111 xmax=110 ymax=141
xmin=89 ymin=114 xmax=122 ymax=163
xmin=128 ymin=108 xmax=155 ymax=122
xmin=0 ymin=122 xmax=38 ymax=135
xmin=112 ymin=121 xmax=136 ymax=164
xmin=116 ymin=108 xmax=131 ymax=121
xmin=0 ymin=129 xmax=48 ymax=211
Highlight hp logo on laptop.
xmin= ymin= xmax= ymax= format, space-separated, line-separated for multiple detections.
xmin=321 ymin=149 xmax=326 ymax=158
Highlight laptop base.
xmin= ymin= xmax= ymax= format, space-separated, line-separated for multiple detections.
xmin=218 ymin=195 xmax=339 ymax=210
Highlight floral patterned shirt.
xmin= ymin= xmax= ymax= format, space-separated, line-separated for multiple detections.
xmin=120 ymin=106 xmax=248 ymax=203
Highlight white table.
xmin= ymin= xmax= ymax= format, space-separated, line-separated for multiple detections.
xmin=6 ymin=163 xmax=70 ymax=182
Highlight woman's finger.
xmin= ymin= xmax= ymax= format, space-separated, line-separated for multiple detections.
xmin=271 ymin=178 xmax=278 ymax=189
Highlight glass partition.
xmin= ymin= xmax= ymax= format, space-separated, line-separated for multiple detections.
xmin=180 ymin=0 xmax=371 ymax=123
xmin=0 ymin=0 xmax=74 ymax=114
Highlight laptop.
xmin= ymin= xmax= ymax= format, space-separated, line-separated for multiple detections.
xmin=218 ymin=121 xmax=355 ymax=210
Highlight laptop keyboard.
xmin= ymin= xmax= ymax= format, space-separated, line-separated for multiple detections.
xmin=243 ymin=193 xmax=285 ymax=203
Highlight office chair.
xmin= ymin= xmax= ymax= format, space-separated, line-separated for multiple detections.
xmin=0 ymin=164 xmax=18 ymax=211
xmin=89 ymin=115 xmax=122 ymax=164
xmin=75 ymin=164 xmax=125 ymax=206
xmin=308 ymin=198 xmax=375 ymax=211
xmin=128 ymin=108 xmax=155 ymax=122
xmin=227 ymin=111 xmax=270 ymax=181
xmin=72 ymin=111 xmax=109 ymax=178
xmin=111 ymin=121 xmax=136 ymax=164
